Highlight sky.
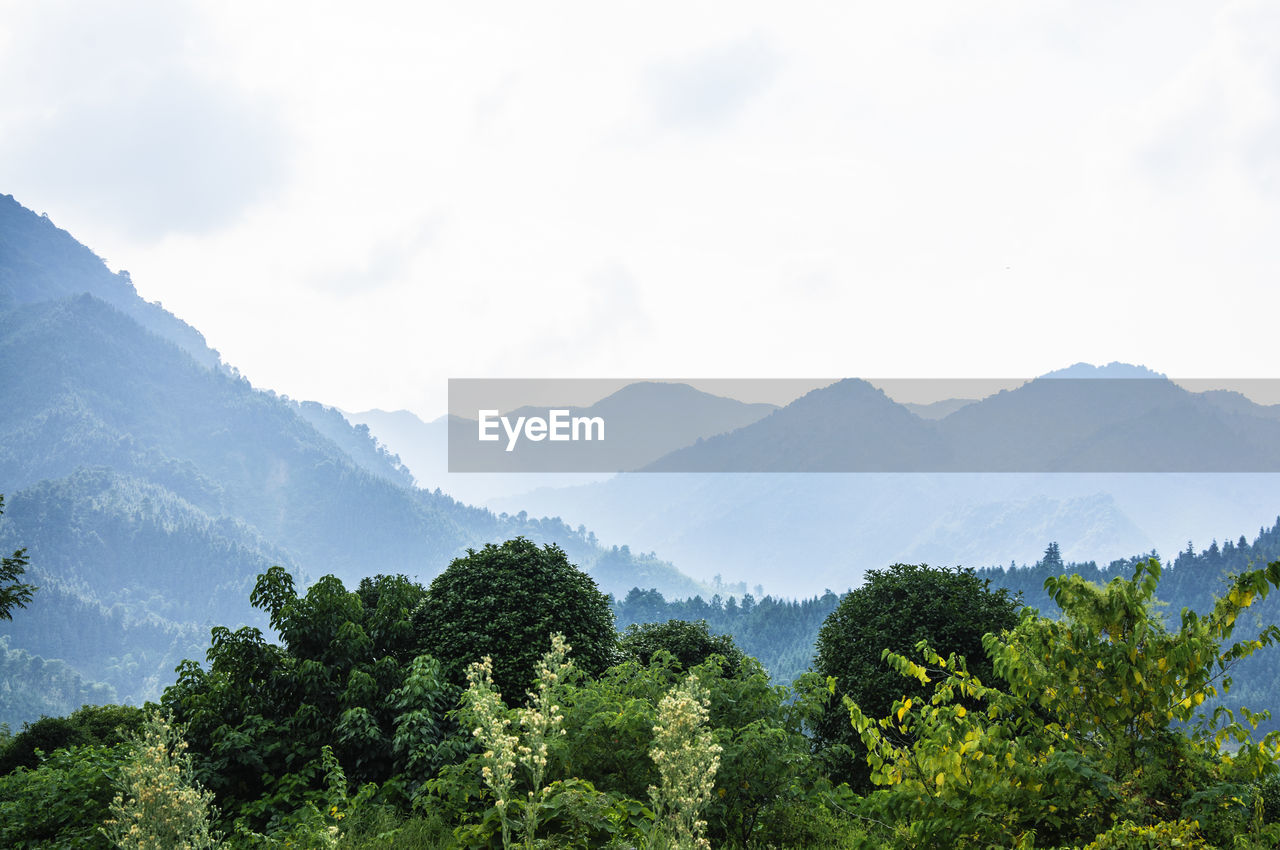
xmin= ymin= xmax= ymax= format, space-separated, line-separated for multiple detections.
xmin=2 ymin=1 xmax=1279 ymax=419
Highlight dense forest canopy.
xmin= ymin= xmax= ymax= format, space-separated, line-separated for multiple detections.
xmin=6 ymin=531 xmax=1280 ymax=848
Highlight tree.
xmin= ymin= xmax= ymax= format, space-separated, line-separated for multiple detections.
xmin=846 ymin=558 xmax=1280 ymax=849
xmin=0 ymin=496 xmax=36 ymax=621
xmin=1041 ymin=540 xmax=1064 ymax=570
xmin=0 ymin=703 xmax=146 ymax=776
xmin=618 ymin=619 xmax=746 ymax=677
xmin=812 ymin=562 xmax=1020 ymax=790
xmin=414 ymin=537 xmax=616 ymax=701
xmin=164 ymin=569 xmax=456 ymax=830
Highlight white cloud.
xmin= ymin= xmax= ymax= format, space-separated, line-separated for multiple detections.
xmin=647 ymin=36 xmax=782 ymax=131
xmin=3 ymin=1 xmax=1279 ymax=417
xmin=0 ymin=0 xmax=290 ymax=241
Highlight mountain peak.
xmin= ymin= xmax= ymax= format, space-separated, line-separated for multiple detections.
xmin=1038 ymin=362 xmax=1169 ymax=380
xmin=0 ymin=193 xmax=220 ymax=369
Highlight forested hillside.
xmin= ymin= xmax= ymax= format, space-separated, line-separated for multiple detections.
xmin=610 ymin=519 xmax=1280 ymax=729
xmin=613 ymin=586 xmax=840 ymax=686
xmin=980 ymin=520 xmax=1280 ymax=732
xmin=0 ymin=195 xmax=704 ymax=725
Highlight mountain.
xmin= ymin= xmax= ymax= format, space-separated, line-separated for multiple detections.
xmin=0 ymin=195 xmax=217 ymax=369
xmin=637 ymin=372 xmax=1280 ymax=473
xmin=1037 ymin=361 xmax=1168 ymax=380
xmin=645 ymin=379 xmax=945 ymax=471
xmin=490 ymin=366 xmax=1280 ymax=594
xmin=1200 ymin=389 xmax=1280 ymax=422
xmin=490 ymin=472 xmax=1154 ymax=594
xmin=902 ymin=398 xmax=977 ymax=419
xmin=0 ymin=194 xmax=705 ymax=724
xmin=938 ymin=375 xmax=1280 ymax=472
xmin=357 ymin=361 xmax=1280 ymax=597
xmin=350 ymin=383 xmax=777 ymax=503
xmin=344 ymin=408 xmax=449 ymax=489
xmin=0 ymin=291 xmax=485 ymax=581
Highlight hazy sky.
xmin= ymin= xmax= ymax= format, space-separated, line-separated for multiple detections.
xmin=3 ymin=2 xmax=1278 ymax=418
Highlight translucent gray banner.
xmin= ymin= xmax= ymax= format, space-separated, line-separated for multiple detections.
xmin=447 ymin=377 xmax=1280 ymax=473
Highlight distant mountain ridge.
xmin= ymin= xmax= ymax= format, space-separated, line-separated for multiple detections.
xmin=646 ymin=379 xmax=945 ymax=472
xmin=0 ymin=193 xmax=706 ymax=724
xmin=0 ymin=195 xmax=218 ymax=369
xmin=641 ymin=373 xmax=1280 ymax=472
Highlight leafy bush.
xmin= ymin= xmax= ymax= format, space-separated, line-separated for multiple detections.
xmin=164 ymin=569 xmax=459 ymax=830
xmin=813 ymin=561 xmax=1020 ymax=791
xmin=0 ymin=742 xmax=130 ymax=849
xmin=1080 ymin=818 xmax=1207 ymax=849
xmin=845 ymin=558 xmax=1280 ymax=849
xmin=618 ymin=619 xmax=746 ymax=677
xmin=0 ymin=703 xmax=146 ymax=775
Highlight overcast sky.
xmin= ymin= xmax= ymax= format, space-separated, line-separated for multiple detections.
xmin=3 ymin=1 xmax=1278 ymax=418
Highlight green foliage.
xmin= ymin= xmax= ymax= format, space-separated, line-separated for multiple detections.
xmin=700 ymin=658 xmax=817 ymax=848
xmin=814 ymin=561 xmax=1020 ymax=790
xmin=0 ymin=495 xmax=36 ymax=620
xmin=984 ymin=526 xmax=1280 ymax=736
xmin=102 ymin=711 xmax=223 ymax=849
xmin=415 ymin=538 xmax=617 ymax=701
xmin=163 ymin=569 xmax=461 ymax=833
xmin=846 ymin=558 xmax=1280 ymax=849
xmin=613 ymin=586 xmax=842 ymax=686
xmin=554 ymin=655 xmax=676 ymax=802
xmin=549 ymin=650 xmax=830 ymax=848
xmin=454 ymin=634 xmax=653 ymax=849
xmin=0 ymin=702 xmax=145 ymax=775
xmin=386 ymin=653 xmax=459 ymax=802
xmin=1080 ymin=819 xmax=1208 ymax=849
xmin=618 ymin=618 xmax=747 ymax=677
xmin=0 ymin=742 xmax=130 ymax=849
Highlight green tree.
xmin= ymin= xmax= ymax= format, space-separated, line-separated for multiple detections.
xmin=1041 ymin=540 xmax=1064 ymax=571
xmin=0 ymin=496 xmax=36 ymax=621
xmin=414 ymin=538 xmax=616 ymax=701
xmin=812 ymin=562 xmax=1020 ymax=790
xmin=846 ymin=558 xmax=1280 ymax=849
xmin=163 ymin=569 xmax=456 ymax=833
xmin=618 ymin=619 xmax=746 ymax=677
xmin=0 ymin=703 xmax=146 ymax=776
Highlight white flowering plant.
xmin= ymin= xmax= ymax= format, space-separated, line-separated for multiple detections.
xmin=648 ymin=674 xmax=723 ymax=850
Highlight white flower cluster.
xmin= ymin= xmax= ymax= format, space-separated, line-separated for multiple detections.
xmin=463 ymin=634 xmax=576 ymax=849
xmin=101 ymin=711 xmax=223 ymax=850
xmin=521 ymin=633 xmax=572 ymax=776
xmin=465 ymin=655 xmax=520 ymax=820
xmin=648 ymin=675 xmax=722 ymax=850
